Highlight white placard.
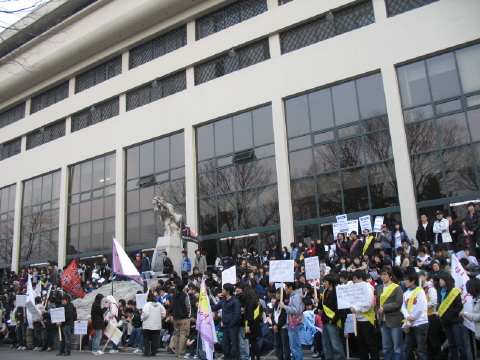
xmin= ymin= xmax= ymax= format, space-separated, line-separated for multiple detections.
xmin=359 ymin=215 xmax=372 ymax=233
xmin=269 ymin=260 xmax=294 ymax=283
xmin=369 ymin=271 xmax=378 ymax=281
xmin=336 ymin=214 xmax=348 ymax=233
xmin=275 ymin=282 xmax=282 ymax=289
xmin=25 ymin=300 xmax=42 ymax=320
xmin=336 ymin=282 xmax=370 ymax=309
xmin=74 ymin=321 xmax=88 ymax=335
xmin=332 ymin=223 xmax=340 ymax=239
xmin=16 ymin=295 xmax=27 ymax=307
xmin=136 ymin=294 xmax=147 ymax=309
xmin=344 ymin=314 xmax=355 ymax=334
xmin=347 ymin=220 xmax=358 ymax=236
xmin=305 ymin=256 xmax=320 ymax=280
xmin=373 ymin=216 xmax=384 ymax=232
xmin=222 ymin=266 xmax=237 ymax=286
xmin=105 ymin=322 xmax=122 ymax=345
xmin=395 ymin=256 xmax=401 ymax=266
xmin=456 ymin=250 xmax=467 ymax=260
xmin=50 ymin=307 xmax=65 ymax=323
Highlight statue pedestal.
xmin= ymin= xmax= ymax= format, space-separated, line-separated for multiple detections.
xmin=152 ymin=235 xmax=182 ymax=276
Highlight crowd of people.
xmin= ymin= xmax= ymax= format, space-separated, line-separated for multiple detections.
xmin=1 ymin=204 xmax=480 ymax=359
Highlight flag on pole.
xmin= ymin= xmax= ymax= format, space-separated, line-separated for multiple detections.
xmin=26 ymin=274 xmax=36 ymax=329
xmin=61 ymin=258 xmax=86 ymax=299
xmin=112 ymin=236 xmax=143 ymax=286
xmin=35 ymin=281 xmax=42 ymax=296
xmin=196 ymin=279 xmax=217 ymax=360
xmin=451 ymin=254 xmax=475 ymax=332
xmin=181 ymin=221 xmax=200 ymax=244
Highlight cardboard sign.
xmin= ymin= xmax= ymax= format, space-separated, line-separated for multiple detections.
xmin=50 ymin=307 xmax=65 ymax=323
xmin=16 ymin=295 xmax=27 ymax=307
xmin=105 ymin=322 xmax=122 ymax=345
xmin=74 ymin=321 xmax=88 ymax=335
xmin=336 ymin=282 xmax=370 ymax=309
xmin=136 ymin=294 xmax=147 ymax=309
xmin=373 ymin=216 xmax=384 ymax=232
xmin=222 ymin=266 xmax=237 ymax=286
xmin=359 ymin=215 xmax=372 ymax=233
xmin=347 ymin=220 xmax=358 ymax=236
xmin=336 ymin=214 xmax=348 ymax=233
xmin=25 ymin=300 xmax=42 ymax=320
xmin=269 ymin=260 xmax=294 ymax=283
xmin=305 ymin=256 xmax=320 ymax=280
xmin=332 ymin=223 xmax=340 ymax=239
xmin=344 ymin=314 xmax=355 ymax=334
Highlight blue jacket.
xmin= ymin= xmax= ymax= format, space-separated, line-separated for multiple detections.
xmin=181 ymin=257 xmax=191 ymax=272
xmin=141 ymin=257 xmax=151 ymax=272
xmin=211 ymin=296 xmax=241 ymax=328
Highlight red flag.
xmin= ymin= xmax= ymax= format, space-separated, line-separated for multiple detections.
xmin=60 ymin=258 xmax=85 ymax=298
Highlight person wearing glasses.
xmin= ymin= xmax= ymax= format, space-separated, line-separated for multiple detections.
xmin=378 ymin=225 xmax=393 ymax=258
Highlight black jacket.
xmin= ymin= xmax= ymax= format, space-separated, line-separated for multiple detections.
xmin=465 ymin=211 xmax=480 ymax=233
xmin=244 ymin=298 xmax=262 ymax=338
xmin=172 ymin=291 xmax=190 ymax=320
xmin=163 ymin=257 xmax=173 ymax=273
xmin=272 ymin=302 xmax=287 ymax=329
xmin=416 ymin=222 xmax=434 ymax=246
xmin=319 ymin=289 xmax=345 ymax=326
xmin=211 ymin=296 xmax=241 ymax=328
xmin=63 ymin=302 xmax=76 ymax=327
xmin=438 ymin=289 xmax=464 ymax=325
xmin=91 ymin=300 xmax=107 ymax=330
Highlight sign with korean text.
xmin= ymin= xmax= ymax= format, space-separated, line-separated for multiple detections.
xmin=336 ymin=282 xmax=370 ymax=309
xmin=269 ymin=260 xmax=294 ymax=283
xmin=336 ymin=214 xmax=348 ymax=233
xmin=359 ymin=215 xmax=372 ymax=232
xmin=373 ymin=216 xmax=384 ymax=232
xmin=305 ymin=256 xmax=320 ymax=280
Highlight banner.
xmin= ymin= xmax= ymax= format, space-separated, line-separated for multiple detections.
xmin=112 ymin=236 xmax=143 ymax=286
xmin=26 ymin=274 xmax=37 ymax=328
xmin=181 ymin=221 xmax=200 ymax=244
xmin=196 ymin=279 xmax=217 ymax=360
xmin=60 ymin=258 xmax=85 ymax=298
xmin=269 ymin=260 xmax=294 ymax=283
xmin=451 ymin=254 xmax=475 ymax=332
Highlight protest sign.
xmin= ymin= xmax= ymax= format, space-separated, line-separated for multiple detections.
xmin=347 ymin=220 xmax=358 ymax=236
xmin=50 ymin=307 xmax=65 ymax=323
xmin=25 ymin=300 xmax=41 ymax=320
xmin=269 ymin=260 xmax=294 ymax=283
xmin=104 ymin=322 xmax=122 ymax=345
xmin=451 ymin=255 xmax=475 ymax=332
xmin=332 ymin=223 xmax=340 ymax=239
xmin=336 ymin=282 xmax=370 ymax=309
xmin=222 ymin=266 xmax=237 ymax=286
xmin=344 ymin=314 xmax=355 ymax=334
xmin=16 ymin=295 xmax=27 ymax=307
xmin=305 ymin=256 xmax=320 ymax=280
xmin=74 ymin=321 xmax=88 ymax=335
xmin=136 ymin=293 xmax=147 ymax=309
xmin=373 ymin=216 xmax=384 ymax=232
xmin=336 ymin=214 xmax=348 ymax=233
xmin=359 ymin=215 xmax=372 ymax=232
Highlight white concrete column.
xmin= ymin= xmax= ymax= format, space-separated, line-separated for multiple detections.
xmin=267 ymin=0 xmax=278 ymax=10
xmin=122 ymin=51 xmax=130 ymax=74
xmin=65 ymin=116 xmax=72 ymax=135
xmin=68 ymin=77 xmax=75 ymax=97
xmin=372 ymin=0 xmax=388 ymax=23
xmin=381 ymin=64 xmax=418 ymax=236
xmin=269 ymin=33 xmax=281 ymax=58
xmin=186 ymin=67 xmax=195 ymax=90
xmin=184 ymin=125 xmax=198 ymax=260
xmin=271 ymin=97 xmax=295 ymax=247
xmin=25 ymin=99 xmax=32 ymax=117
xmin=21 ymin=135 xmax=26 ymax=152
xmin=11 ymin=181 xmax=23 ymax=272
xmin=186 ymin=20 xmax=196 ymax=44
xmin=119 ymin=93 xmax=127 ymax=115
xmin=115 ymin=148 xmax=126 ymax=247
xmin=57 ymin=166 xmax=69 ymax=269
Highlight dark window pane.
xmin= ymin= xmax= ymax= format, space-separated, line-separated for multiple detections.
xmin=363 ymin=115 xmax=389 ymax=132
xmin=295 ymin=224 xmax=319 ymax=244
xmin=197 ymin=124 xmax=214 ymax=161
xmin=257 ymin=185 xmax=279 ymax=227
xmin=103 ymin=218 xmax=114 ymax=249
xmin=406 ymin=120 xmax=438 ymax=154
xmin=468 ymin=108 xmax=480 ymax=142
xmin=79 ymin=201 xmax=91 ymax=223
xmin=411 ymin=152 xmax=445 ymax=201
xmin=436 ymin=99 xmax=462 ymax=115
xmin=437 ymin=113 xmax=469 ymax=148
xmin=237 ymin=189 xmax=257 ymax=230
xmin=91 ymin=198 xmax=104 ymax=221
xmin=368 ymin=162 xmax=398 ymax=209
xmin=289 ymin=149 xmax=314 ymax=178
xmin=356 ymin=73 xmax=387 ymax=119
xmin=339 ymin=137 xmax=364 ymax=168
xmin=291 ymin=177 xmax=317 ymax=221
xmin=215 ymin=118 xmax=233 ymax=157
xmin=170 ymin=132 xmax=185 ymax=168
xmin=285 ymin=95 xmax=310 ymax=138
xmin=309 ymin=88 xmax=334 ymax=132
xmin=443 ymin=146 xmax=478 ymax=197
xmin=41 ymin=173 xmax=52 ymax=204
xmin=252 ymin=105 xmax=273 ymax=146
xmin=79 ymin=222 xmax=91 ymax=253
xmin=139 ymin=211 xmax=155 ymax=245
xmin=403 ymin=105 xmax=434 ymax=123
xmin=67 ymin=225 xmax=78 ymax=255
xmin=80 ymin=161 xmax=93 ymax=193
xmin=139 ymin=142 xmax=154 ymax=177
xmin=289 ymin=135 xmax=312 ymax=151
xmin=139 ymin=186 xmax=154 ymax=211
xmin=216 ymin=166 xmax=235 ymax=194
xmin=398 ymin=61 xmax=431 ymax=108
xmin=342 ymin=167 xmax=369 ymax=213
xmin=199 ymin=198 xmax=217 ymax=235
xmin=365 ymin=130 xmax=392 ymax=162
xmin=126 ymin=190 xmax=139 ymax=214
xmin=314 ymin=131 xmax=334 ymax=144
xmin=317 ymin=172 xmax=342 ymax=217
xmin=332 ymin=81 xmax=359 ymax=126
xmin=198 ymin=172 xmax=215 ymax=198
xmin=126 ymin=146 xmax=139 ymax=180
xmin=126 ymin=213 xmax=139 ymax=247
xmin=236 ymin=162 xmax=255 ymax=190
xmin=314 ymin=143 xmax=338 ymax=173
xmin=155 ymin=137 xmax=170 ymax=173
xmin=256 ymin=157 xmax=276 ymax=185
xmin=426 ymin=53 xmax=461 ymax=102
xmin=456 ymin=43 xmax=480 ymax=93
xmin=218 ymin=193 xmax=236 ymax=233
xmin=233 ymin=112 xmax=253 ymax=152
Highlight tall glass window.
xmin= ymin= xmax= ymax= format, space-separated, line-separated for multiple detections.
xmin=285 ymin=73 xmax=399 ymax=242
xmin=125 ymin=133 xmax=185 ymax=249
xmin=21 ymin=171 xmax=60 ymax=263
xmin=196 ymin=105 xmax=279 ymax=244
xmin=398 ymin=43 xmax=480 ymax=217
xmin=0 ymin=184 xmax=15 ymax=268
xmin=67 ymin=154 xmax=116 ymax=256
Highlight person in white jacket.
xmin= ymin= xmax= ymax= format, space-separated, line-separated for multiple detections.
xmin=141 ymin=290 xmax=166 ymax=357
xmin=350 ymin=272 xmax=379 ymax=360
xmin=433 ymin=211 xmax=452 ymax=251
xmin=401 ymin=273 xmax=428 ymax=360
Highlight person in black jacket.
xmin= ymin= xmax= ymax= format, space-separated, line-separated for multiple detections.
xmin=161 ymin=252 xmax=173 ymax=277
xmin=235 ymin=283 xmax=250 ymax=360
xmin=464 ymin=202 xmax=480 ymax=254
xmin=272 ymin=287 xmax=290 ymax=360
xmin=244 ymin=286 xmax=263 ymax=360
xmin=91 ymin=293 xmax=108 ymax=355
xmin=438 ymin=273 xmax=467 ymax=360
xmin=315 ymin=239 xmax=326 ymax=262
xmin=416 ymin=214 xmax=434 ymax=250
xmin=56 ymin=294 xmax=76 ymax=356
xmin=169 ymin=282 xmax=191 ymax=357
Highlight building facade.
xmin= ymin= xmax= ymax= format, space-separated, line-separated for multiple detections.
xmin=0 ymin=0 xmax=479 ymax=271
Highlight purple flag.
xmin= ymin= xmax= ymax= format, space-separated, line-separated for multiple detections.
xmin=112 ymin=237 xmax=143 ymax=286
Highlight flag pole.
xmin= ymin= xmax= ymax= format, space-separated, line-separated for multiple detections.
xmin=112 ymin=235 xmax=115 ymax=296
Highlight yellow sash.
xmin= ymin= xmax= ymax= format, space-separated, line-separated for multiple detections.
xmin=407 ymin=287 xmax=423 ymax=314
xmin=438 ymin=288 xmax=461 ymax=318
xmin=245 ymin=303 xmax=261 ymax=331
xmin=362 ymin=236 xmax=374 ymax=255
xmin=379 ymin=283 xmax=399 ymax=308
xmin=362 ymin=308 xmax=375 ymax=326
xmin=321 ymin=293 xmax=342 ymax=327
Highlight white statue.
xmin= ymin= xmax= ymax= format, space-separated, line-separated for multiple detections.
xmin=152 ymin=196 xmax=182 ymax=238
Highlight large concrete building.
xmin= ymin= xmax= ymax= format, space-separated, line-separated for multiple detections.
xmin=0 ymin=0 xmax=479 ymax=272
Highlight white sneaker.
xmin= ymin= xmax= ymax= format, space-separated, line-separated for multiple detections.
xmin=109 ymin=349 xmax=119 ymax=353
xmin=93 ymin=350 xmax=104 ymax=355
xmin=133 ymin=349 xmax=142 ymax=354
xmin=21 ymin=347 xmax=27 ymax=350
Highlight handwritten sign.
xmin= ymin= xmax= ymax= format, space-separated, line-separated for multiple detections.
xmin=332 ymin=223 xmax=340 ymax=239
xmin=105 ymin=322 xmax=122 ymax=345
xmin=359 ymin=215 xmax=372 ymax=232
xmin=74 ymin=321 xmax=88 ymax=335
xmin=344 ymin=314 xmax=355 ymax=334
xmin=25 ymin=301 xmax=42 ymax=320
xmin=347 ymin=220 xmax=358 ymax=236
xmin=269 ymin=260 xmax=294 ymax=283
xmin=222 ymin=266 xmax=237 ymax=286
xmin=16 ymin=295 xmax=27 ymax=307
xmin=50 ymin=307 xmax=65 ymax=323
xmin=451 ymin=254 xmax=475 ymax=332
xmin=136 ymin=294 xmax=147 ymax=309
xmin=336 ymin=214 xmax=348 ymax=233
xmin=336 ymin=282 xmax=370 ymax=309
xmin=373 ymin=216 xmax=384 ymax=232
xmin=305 ymin=256 xmax=320 ymax=280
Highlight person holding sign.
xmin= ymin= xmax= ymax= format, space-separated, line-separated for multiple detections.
xmin=350 ymin=272 xmax=379 ymax=360
xmin=279 ymin=282 xmax=305 ymax=360
xmin=376 ymin=268 xmax=404 ymax=360
xmin=437 ymin=273 xmax=467 ymax=360
xmin=318 ymin=274 xmax=346 ymax=360
xmin=272 ymin=288 xmax=290 ymax=360
xmin=91 ymin=293 xmax=109 ymax=355
xmin=400 ymin=273 xmax=428 ymax=360
xmin=57 ymin=294 xmax=76 ymax=357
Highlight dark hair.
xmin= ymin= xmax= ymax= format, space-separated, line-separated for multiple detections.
xmin=404 ymin=272 xmax=419 ymax=286
xmin=275 ymin=287 xmax=286 ymax=299
xmin=379 ymin=268 xmax=398 ymax=284
xmin=323 ymin=274 xmax=338 ymax=287
xmin=62 ymin=294 xmax=71 ymax=301
xmin=382 ymin=259 xmax=392 ymax=267
xmin=285 ymin=282 xmax=297 ymax=290
xmin=438 ymin=273 xmax=455 ymax=290
xmin=182 ymin=250 xmax=187 ymax=255
xmin=162 ymin=251 xmax=168 ymax=256
xmin=223 ymin=283 xmax=235 ymax=296
xmin=243 ymin=285 xmax=258 ymax=301
xmin=352 ymin=271 xmax=366 ymax=281
xmin=147 ymin=290 xmax=157 ymax=302
xmin=460 ymin=258 xmax=470 ymax=268
xmin=434 ymin=244 xmax=443 ymax=253
xmin=124 ymin=308 xmax=134 ymax=314
xmin=176 ymin=282 xmax=185 ymax=292
xmin=235 ymin=282 xmax=246 ymax=291
xmin=466 ymin=278 xmax=480 ymax=298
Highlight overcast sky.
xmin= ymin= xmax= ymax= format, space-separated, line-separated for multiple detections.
xmin=0 ymin=0 xmax=49 ymax=29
